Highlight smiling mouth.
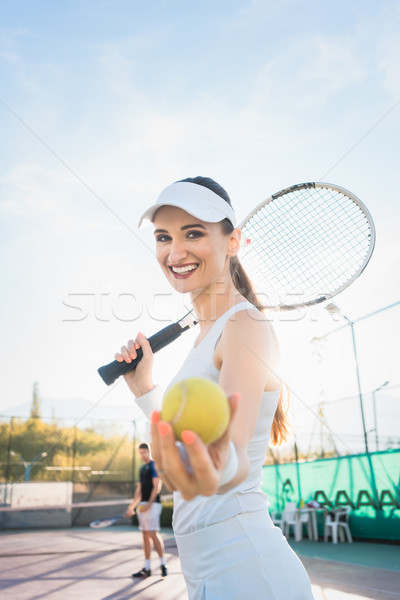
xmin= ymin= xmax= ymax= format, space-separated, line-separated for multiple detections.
xmin=169 ymin=264 xmax=199 ymax=278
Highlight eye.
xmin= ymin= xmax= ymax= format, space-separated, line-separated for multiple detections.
xmin=186 ymin=230 xmax=204 ymax=239
xmin=155 ymin=234 xmax=171 ymax=243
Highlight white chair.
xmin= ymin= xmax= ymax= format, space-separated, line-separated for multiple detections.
xmin=282 ymin=502 xmax=312 ymax=541
xmin=324 ymin=507 xmax=353 ymax=544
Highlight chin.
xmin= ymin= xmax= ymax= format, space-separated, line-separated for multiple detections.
xmin=169 ymin=278 xmax=205 ymax=297
xmin=172 ymin=280 xmax=200 ymax=295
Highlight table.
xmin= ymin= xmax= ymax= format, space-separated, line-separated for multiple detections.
xmin=296 ymin=507 xmax=327 ymax=541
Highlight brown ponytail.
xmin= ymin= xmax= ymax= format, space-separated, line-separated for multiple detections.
xmin=270 ymin=387 xmax=290 ymax=446
xmin=229 ymin=256 xmax=264 ymax=311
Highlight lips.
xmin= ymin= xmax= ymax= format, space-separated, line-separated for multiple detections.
xmin=168 ymin=263 xmax=199 ymax=279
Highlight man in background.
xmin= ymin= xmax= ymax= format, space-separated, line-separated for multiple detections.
xmin=124 ymin=442 xmax=167 ymax=577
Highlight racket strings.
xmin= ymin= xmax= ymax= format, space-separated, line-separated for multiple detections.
xmin=242 ymin=219 xmax=370 ymax=292
xmin=240 ymin=185 xmax=373 ymax=307
xmin=243 ymin=224 xmax=370 ymax=290
xmin=276 ymin=216 xmax=370 ymax=280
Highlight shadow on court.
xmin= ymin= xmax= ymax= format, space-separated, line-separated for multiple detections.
xmin=0 ymin=526 xmax=399 ymax=599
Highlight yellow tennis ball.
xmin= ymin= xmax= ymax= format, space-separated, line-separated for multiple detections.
xmin=161 ymin=377 xmax=230 ymax=445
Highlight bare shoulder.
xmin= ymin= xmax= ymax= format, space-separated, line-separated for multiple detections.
xmin=215 ymin=307 xmax=281 ymax=390
xmin=226 ymin=308 xmax=277 ymax=347
xmin=215 ymin=308 xmax=279 ymax=364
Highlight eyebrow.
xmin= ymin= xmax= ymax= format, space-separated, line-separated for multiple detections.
xmin=154 ymin=223 xmax=207 ymax=234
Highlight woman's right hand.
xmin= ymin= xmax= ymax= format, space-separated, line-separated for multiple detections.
xmin=150 ymin=392 xmax=242 ymax=499
xmin=115 ymin=332 xmax=155 ymax=398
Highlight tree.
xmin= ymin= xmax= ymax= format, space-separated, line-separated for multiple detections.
xmin=30 ymin=382 xmax=41 ymax=419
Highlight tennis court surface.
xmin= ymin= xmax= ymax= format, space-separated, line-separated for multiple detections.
xmin=0 ymin=526 xmax=399 ymax=599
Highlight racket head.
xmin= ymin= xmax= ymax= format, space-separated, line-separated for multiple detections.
xmin=89 ymin=515 xmax=123 ymax=528
xmin=238 ymin=182 xmax=375 ymax=309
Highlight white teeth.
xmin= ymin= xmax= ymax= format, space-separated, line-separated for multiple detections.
xmin=171 ymin=264 xmax=198 ymax=274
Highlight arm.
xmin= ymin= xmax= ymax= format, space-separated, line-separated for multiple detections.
xmin=216 ymin=311 xmax=281 ymax=493
xmin=115 ymin=333 xmax=163 ymax=420
xmin=123 ymin=482 xmax=142 ymax=517
xmin=149 ymin=477 xmax=162 ymax=504
xmin=151 ymin=310 xmax=280 ymax=499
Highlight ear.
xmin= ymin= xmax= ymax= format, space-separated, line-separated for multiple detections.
xmin=226 ymin=228 xmax=241 ymax=257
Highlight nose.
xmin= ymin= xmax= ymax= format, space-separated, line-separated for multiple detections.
xmin=168 ymin=238 xmax=188 ymax=264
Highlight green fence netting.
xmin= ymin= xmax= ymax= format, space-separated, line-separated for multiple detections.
xmin=262 ymin=449 xmax=400 ymax=540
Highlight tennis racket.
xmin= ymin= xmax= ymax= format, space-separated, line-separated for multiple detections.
xmin=89 ymin=514 xmax=124 ymax=528
xmin=98 ymin=182 xmax=375 ymax=386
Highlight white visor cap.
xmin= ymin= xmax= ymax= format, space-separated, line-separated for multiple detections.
xmin=138 ymin=181 xmax=236 ymax=229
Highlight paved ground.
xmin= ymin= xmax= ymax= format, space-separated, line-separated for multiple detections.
xmin=0 ymin=526 xmax=399 ymax=599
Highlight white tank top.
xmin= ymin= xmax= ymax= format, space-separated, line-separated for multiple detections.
xmin=170 ymin=301 xmax=281 ymax=535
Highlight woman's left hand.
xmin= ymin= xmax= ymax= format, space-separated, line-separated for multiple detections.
xmin=150 ymin=393 xmax=240 ymax=500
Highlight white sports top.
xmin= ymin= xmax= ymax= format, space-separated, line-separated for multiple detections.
xmin=168 ymin=301 xmax=281 ymax=535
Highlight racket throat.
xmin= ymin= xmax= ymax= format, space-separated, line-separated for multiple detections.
xmin=178 ymin=311 xmax=198 ymax=331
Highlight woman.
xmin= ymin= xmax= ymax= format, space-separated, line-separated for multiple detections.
xmin=116 ymin=176 xmax=314 ymax=599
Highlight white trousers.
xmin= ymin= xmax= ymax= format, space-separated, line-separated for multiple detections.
xmin=174 ymin=510 xmax=314 ymax=600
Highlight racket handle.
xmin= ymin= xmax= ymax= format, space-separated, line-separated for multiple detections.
xmin=97 ymin=322 xmax=183 ymax=386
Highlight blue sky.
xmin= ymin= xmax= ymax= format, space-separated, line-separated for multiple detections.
xmin=1 ymin=0 xmax=399 ymax=453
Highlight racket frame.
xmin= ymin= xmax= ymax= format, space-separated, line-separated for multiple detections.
xmin=238 ymin=182 xmax=376 ymax=309
xmin=89 ymin=514 xmax=124 ymax=528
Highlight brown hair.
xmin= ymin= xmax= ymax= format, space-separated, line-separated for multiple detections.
xmin=178 ymin=176 xmax=290 ymax=446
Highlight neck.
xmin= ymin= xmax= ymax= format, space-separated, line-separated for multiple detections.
xmin=190 ymin=272 xmax=245 ymax=329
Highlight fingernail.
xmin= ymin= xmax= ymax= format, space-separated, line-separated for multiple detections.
xmin=182 ymin=430 xmax=195 ymax=445
xmin=157 ymin=421 xmax=170 ymax=436
xmin=151 ymin=411 xmax=160 ymax=424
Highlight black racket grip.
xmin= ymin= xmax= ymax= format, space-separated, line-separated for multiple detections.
xmin=97 ymin=322 xmax=183 ymax=386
